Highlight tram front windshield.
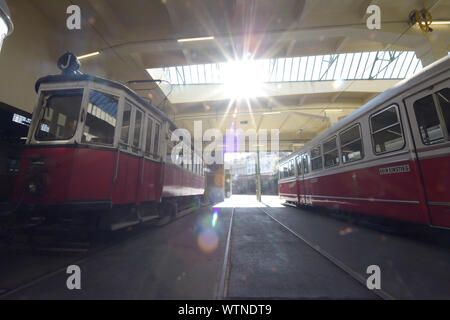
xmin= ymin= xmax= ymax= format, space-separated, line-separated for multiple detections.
xmin=34 ymin=89 xmax=83 ymax=141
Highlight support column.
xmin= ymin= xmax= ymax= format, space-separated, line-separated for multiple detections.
xmin=256 ymin=146 xmax=261 ymax=202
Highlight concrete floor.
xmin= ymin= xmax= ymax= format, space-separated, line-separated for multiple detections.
xmin=1 ymin=195 xmax=450 ymax=299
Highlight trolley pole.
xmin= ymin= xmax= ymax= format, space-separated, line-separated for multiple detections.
xmin=256 ymin=144 xmax=261 ymax=202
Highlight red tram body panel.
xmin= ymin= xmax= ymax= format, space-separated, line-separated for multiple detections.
xmin=279 ymin=55 xmax=450 ymax=229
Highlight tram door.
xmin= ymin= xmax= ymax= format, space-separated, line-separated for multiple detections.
xmin=113 ymin=101 xmax=143 ymax=205
xmin=404 ymin=80 xmax=450 ymax=227
xmin=296 ymin=155 xmax=305 ymax=204
xmin=302 ymin=154 xmax=312 ymax=204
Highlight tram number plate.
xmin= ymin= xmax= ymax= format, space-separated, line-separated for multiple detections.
xmin=379 ymin=164 xmax=410 ymax=175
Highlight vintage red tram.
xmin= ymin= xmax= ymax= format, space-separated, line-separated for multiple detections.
xmin=279 ymin=55 xmax=450 ymax=228
xmin=12 ymin=53 xmax=205 ymax=231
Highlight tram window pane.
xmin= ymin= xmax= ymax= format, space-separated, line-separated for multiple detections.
xmin=35 ymin=89 xmax=83 ymax=141
xmin=323 ymin=137 xmax=339 ymax=168
xmin=414 ymin=94 xmax=444 ymax=145
xmin=120 ymin=103 xmax=131 ymax=146
xmin=166 ymin=139 xmax=174 ymax=164
xmin=311 ymin=146 xmax=323 ymax=171
xmin=145 ymin=117 xmax=153 ymax=155
xmin=341 ymin=140 xmax=363 ymax=163
xmin=436 ymin=88 xmax=450 ymax=138
xmin=340 ymin=124 xmax=364 ymax=163
xmin=290 ymin=160 xmax=295 ymax=176
xmin=340 ymin=125 xmax=361 ymax=145
xmin=371 ymin=105 xmax=398 ymax=132
xmin=311 ymin=157 xmax=322 ymax=171
xmin=323 ymin=138 xmax=337 ymax=153
xmin=296 ymin=156 xmax=302 ymax=175
xmin=195 ymin=157 xmax=198 ymax=174
xmin=82 ymin=91 xmax=118 ymax=146
xmin=153 ymin=123 xmax=160 ymax=156
xmin=177 ymin=147 xmax=183 ymax=167
xmin=302 ymin=155 xmax=309 ymax=174
xmin=133 ymin=109 xmax=143 ymax=151
xmin=370 ymin=105 xmax=404 ymax=154
xmin=324 ymin=153 xmax=339 ymax=167
xmin=311 ymin=146 xmax=321 ymax=158
xmin=188 ymin=151 xmax=192 ymax=171
xmin=372 ymin=123 xmax=404 ymax=153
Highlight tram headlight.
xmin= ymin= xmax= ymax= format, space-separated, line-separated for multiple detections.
xmin=28 ymin=181 xmax=38 ymax=194
xmin=0 ymin=0 xmax=14 ymax=52
xmin=27 ymin=175 xmax=46 ymax=195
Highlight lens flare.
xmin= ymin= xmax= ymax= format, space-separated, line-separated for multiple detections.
xmin=333 ymin=79 xmax=344 ymax=89
xmin=212 ymin=211 xmax=218 ymax=227
xmin=223 ymin=58 xmax=264 ymax=98
xmin=197 ymin=230 xmax=219 ymax=254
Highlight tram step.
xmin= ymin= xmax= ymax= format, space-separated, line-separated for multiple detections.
xmin=110 ymin=220 xmax=140 ymax=231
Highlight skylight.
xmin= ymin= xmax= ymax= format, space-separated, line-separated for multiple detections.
xmin=146 ymin=51 xmax=423 ymax=87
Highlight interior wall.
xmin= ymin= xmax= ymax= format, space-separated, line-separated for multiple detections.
xmin=0 ymin=1 xmax=63 ymax=114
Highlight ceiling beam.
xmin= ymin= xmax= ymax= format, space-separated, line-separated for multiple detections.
xmin=166 ymin=79 xmax=398 ymax=104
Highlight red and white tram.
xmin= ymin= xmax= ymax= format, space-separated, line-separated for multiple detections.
xmin=279 ymin=54 xmax=450 ymax=228
xmin=12 ymin=53 xmax=205 ymax=231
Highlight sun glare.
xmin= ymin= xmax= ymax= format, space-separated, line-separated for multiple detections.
xmin=223 ymin=58 xmax=264 ymax=98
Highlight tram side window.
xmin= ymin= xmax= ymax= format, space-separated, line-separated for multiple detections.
xmin=188 ymin=151 xmax=193 ymax=172
xmin=132 ymin=109 xmax=143 ymax=153
xmin=290 ymin=160 xmax=295 ymax=176
xmin=194 ymin=155 xmax=198 ymax=174
xmin=178 ymin=147 xmax=184 ymax=167
xmin=166 ymin=132 xmax=174 ymax=164
xmin=340 ymin=124 xmax=364 ymax=163
xmin=323 ymin=137 xmax=340 ymax=168
xmin=196 ymin=155 xmax=199 ymax=174
xmin=437 ymin=88 xmax=450 ymax=137
xmin=153 ymin=123 xmax=160 ymax=157
xmin=283 ymin=164 xmax=288 ymax=178
xmin=414 ymin=88 xmax=450 ymax=145
xmin=196 ymin=155 xmax=199 ymax=173
xmin=296 ymin=156 xmax=302 ymax=176
xmin=120 ymin=103 xmax=131 ymax=148
xmin=311 ymin=146 xmax=323 ymax=171
xmin=302 ymin=154 xmax=309 ymax=174
xmin=370 ymin=105 xmax=405 ymax=154
xmin=414 ymin=94 xmax=445 ymax=144
xmin=145 ymin=117 xmax=153 ymax=156
xmin=183 ymin=145 xmax=189 ymax=170
xmin=82 ymin=90 xmax=118 ymax=146
xmin=279 ymin=164 xmax=284 ymax=179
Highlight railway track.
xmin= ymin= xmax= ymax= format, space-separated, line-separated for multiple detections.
xmin=0 ymin=203 xmax=210 ymax=299
xmin=216 ymin=205 xmax=396 ymax=300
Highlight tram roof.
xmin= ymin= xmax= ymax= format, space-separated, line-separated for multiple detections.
xmin=35 ymin=73 xmax=177 ymax=130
